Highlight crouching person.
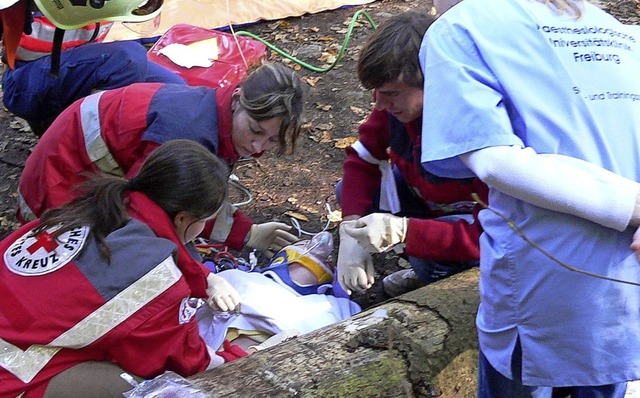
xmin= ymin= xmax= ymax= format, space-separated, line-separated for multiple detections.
xmin=336 ymin=11 xmax=487 ymax=297
xmin=0 ymin=140 xmax=239 ymax=398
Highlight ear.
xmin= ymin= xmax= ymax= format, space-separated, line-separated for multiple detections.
xmin=231 ymin=88 xmax=242 ymax=112
xmin=173 ymin=211 xmax=188 ymax=229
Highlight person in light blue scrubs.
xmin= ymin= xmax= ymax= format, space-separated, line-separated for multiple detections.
xmin=420 ymin=0 xmax=640 ymax=397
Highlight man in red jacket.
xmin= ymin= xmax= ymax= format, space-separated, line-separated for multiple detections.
xmin=336 ymin=11 xmax=487 ymax=297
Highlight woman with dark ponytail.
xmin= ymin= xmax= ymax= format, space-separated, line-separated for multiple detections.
xmin=0 ymin=139 xmax=239 ymax=398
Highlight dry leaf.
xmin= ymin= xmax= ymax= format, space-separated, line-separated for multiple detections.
xmin=315 ymin=103 xmax=332 ymax=111
xmin=285 ymin=211 xmax=309 ymax=221
xmin=302 ymin=76 xmax=322 ymax=87
xmin=307 ymin=27 xmax=320 ymax=32
xmin=350 ymin=106 xmax=367 ymax=115
xmin=334 ymin=136 xmax=358 ymax=149
xmin=315 ymin=122 xmax=334 ymax=130
xmin=327 ymin=209 xmax=343 ymax=223
xmin=319 ymin=52 xmax=337 ymax=64
xmin=287 ymin=197 xmax=299 ymax=204
xmin=317 ymin=37 xmax=335 ymax=42
xmin=320 ymin=131 xmax=333 ymax=143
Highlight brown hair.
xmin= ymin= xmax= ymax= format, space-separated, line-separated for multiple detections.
xmin=357 ymin=11 xmax=436 ymax=90
xmin=237 ymin=62 xmax=305 ymax=156
xmin=34 ymin=139 xmax=230 ymax=258
xmin=537 ymin=0 xmax=583 ymax=18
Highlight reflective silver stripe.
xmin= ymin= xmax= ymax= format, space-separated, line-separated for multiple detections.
xmin=208 ymin=201 xmax=235 ymax=243
xmin=26 ymin=21 xmax=109 ymax=43
xmin=16 ymin=22 xmax=112 ymax=61
xmin=16 ymin=192 xmax=36 ymax=222
xmin=0 ymin=255 xmax=182 ymax=383
xmin=351 ymin=140 xmax=400 ymax=213
xmin=81 ymin=92 xmax=125 ymax=177
xmin=15 ymin=47 xmax=50 ymax=62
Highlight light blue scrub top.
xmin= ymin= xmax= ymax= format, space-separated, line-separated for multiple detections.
xmin=420 ymin=0 xmax=640 ymax=386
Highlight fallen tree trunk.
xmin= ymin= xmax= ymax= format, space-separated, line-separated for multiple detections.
xmin=188 ymin=267 xmax=481 ymax=397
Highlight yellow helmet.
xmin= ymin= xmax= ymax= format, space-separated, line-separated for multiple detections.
xmin=33 ymin=0 xmax=163 ymax=30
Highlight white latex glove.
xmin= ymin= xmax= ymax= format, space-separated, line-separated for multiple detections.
xmin=342 ymin=213 xmax=408 ymax=253
xmin=337 ymin=220 xmax=375 ymax=295
xmin=246 ymin=222 xmax=299 ymax=258
xmin=205 ymin=273 xmax=240 ymax=312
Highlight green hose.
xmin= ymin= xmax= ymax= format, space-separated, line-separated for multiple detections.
xmin=235 ymin=9 xmax=377 ymax=73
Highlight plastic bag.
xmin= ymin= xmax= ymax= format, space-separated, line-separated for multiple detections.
xmin=122 ymin=371 xmax=210 ymax=398
xmin=147 ymin=24 xmax=267 ymax=88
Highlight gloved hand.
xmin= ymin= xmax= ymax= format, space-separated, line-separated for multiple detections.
xmin=206 ymin=273 xmax=240 ymax=312
xmin=342 ymin=213 xmax=407 ymax=253
xmin=246 ymin=222 xmax=299 ymax=258
xmin=337 ymin=220 xmax=375 ymax=295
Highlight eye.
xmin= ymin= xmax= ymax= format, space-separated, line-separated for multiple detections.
xmin=268 ymin=135 xmax=279 ymax=143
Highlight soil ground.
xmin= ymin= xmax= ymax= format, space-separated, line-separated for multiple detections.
xmin=0 ymin=0 xmax=637 ymax=310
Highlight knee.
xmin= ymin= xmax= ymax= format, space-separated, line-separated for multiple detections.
xmin=107 ymin=41 xmax=149 ymax=78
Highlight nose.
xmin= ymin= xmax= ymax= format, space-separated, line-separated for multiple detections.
xmin=374 ymin=94 xmax=390 ymax=111
xmin=251 ymin=136 xmax=271 ymax=154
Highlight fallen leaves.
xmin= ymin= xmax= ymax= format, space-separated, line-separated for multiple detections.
xmin=315 ymin=103 xmax=332 ymax=112
xmin=334 ymin=137 xmax=358 ymax=149
xmin=302 ymin=76 xmax=322 ymax=87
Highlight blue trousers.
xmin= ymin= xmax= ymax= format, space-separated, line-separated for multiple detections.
xmin=478 ymin=342 xmax=627 ymax=398
xmin=2 ymin=40 xmax=185 ymax=132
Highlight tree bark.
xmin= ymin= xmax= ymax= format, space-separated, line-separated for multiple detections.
xmin=188 ymin=268 xmax=480 ymax=398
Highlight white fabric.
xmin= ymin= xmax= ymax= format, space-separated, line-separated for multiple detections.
xmin=462 ymin=145 xmax=640 ymax=231
xmin=197 ymin=270 xmax=360 ymax=352
xmin=351 ymin=140 xmax=400 ymax=213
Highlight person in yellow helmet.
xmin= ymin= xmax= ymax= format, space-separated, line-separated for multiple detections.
xmin=0 ymin=0 xmax=185 ymax=137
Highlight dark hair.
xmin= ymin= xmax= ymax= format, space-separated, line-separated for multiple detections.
xmin=237 ymin=62 xmax=305 ymax=156
xmin=34 ymin=139 xmax=230 ymax=258
xmin=357 ymin=11 xmax=436 ymax=90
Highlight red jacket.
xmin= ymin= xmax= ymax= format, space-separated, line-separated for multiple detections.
xmin=0 ymin=193 xmax=211 ymax=398
xmin=341 ymin=108 xmax=487 ymax=262
xmin=17 ymin=82 xmax=254 ymax=250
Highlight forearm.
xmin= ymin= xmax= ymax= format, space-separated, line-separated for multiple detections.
xmin=462 ymin=146 xmax=640 ymax=231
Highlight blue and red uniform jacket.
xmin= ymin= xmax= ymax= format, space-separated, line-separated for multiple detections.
xmin=341 ymin=107 xmax=487 ymax=262
xmin=17 ymin=82 xmax=254 ymax=250
xmin=0 ymin=192 xmax=212 ymax=398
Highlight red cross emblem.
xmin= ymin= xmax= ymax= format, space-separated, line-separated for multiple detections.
xmin=27 ymin=231 xmax=59 ymax=254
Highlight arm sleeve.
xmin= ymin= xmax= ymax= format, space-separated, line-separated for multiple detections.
xmin=341 ymin=109 xmax=391 ymax=216
xmin=199 ymin=203 xmax=254 ymax=251
xmin=463 ymin=145 xmax=640 ymax=231
xmin=404 ymin=181 xmax=486 ymax=261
